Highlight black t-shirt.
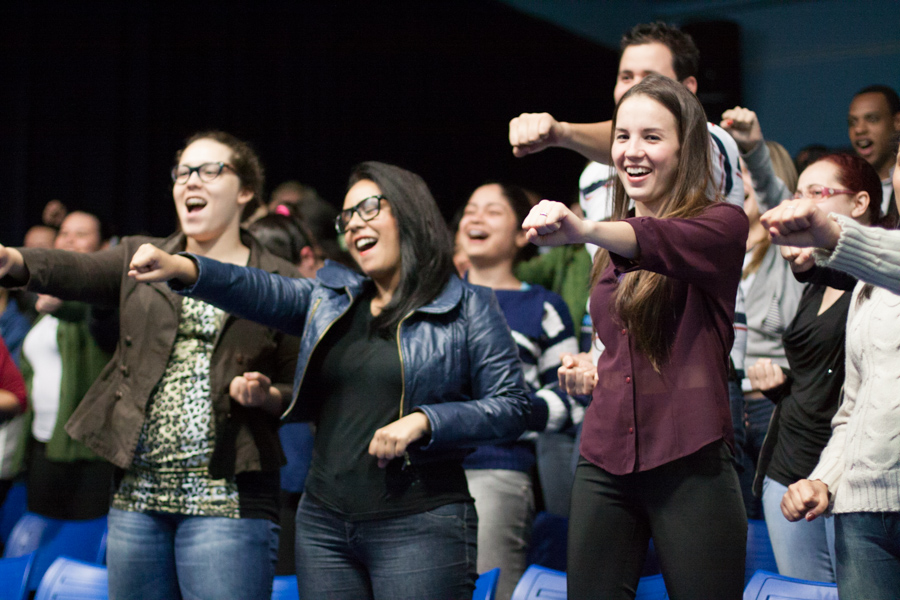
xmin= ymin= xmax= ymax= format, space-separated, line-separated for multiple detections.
xmin=766 ymin=284 xmax=850 ymax=486
xmin=302 ymin=290 xmax=470 ymax=521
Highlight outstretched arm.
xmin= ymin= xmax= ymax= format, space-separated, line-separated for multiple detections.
xmin=509 ymin=113 xmax=614 ymax=164
xmin=128 ymin=243 xmax=199 ymax=286
xmin=522 ymin=200 xmax=638 ymax=258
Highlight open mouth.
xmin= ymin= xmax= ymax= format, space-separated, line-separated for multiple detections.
xmin=355 ymin=237 xmax=377 ymax=252
xmin=625 ymin=166 xmax=652 ymax=177
xmin=185 ymin=198 xmax=207 ymax=213
xmin=466 ymin=228 xmax=489 ymax=240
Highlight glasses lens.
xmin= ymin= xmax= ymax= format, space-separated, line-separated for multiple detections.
xmin=172 ymin=166 xmax=189 ymax=183
xmin=199 ymin=163 xmax=224 ymax=182
xmin=358 ymin=196 xmax=382 ymax=220
xmin=808 ymin=186 xmax=825 ymax=199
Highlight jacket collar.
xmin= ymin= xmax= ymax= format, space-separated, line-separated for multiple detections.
xmin=316 ymin=262 xmax=464 ymax=315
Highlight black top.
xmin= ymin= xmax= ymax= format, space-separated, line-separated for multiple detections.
xmin=302 ymin=289 xmax=470 ymax=521
xmin=765 ymin=283 xmax=850 ymax=486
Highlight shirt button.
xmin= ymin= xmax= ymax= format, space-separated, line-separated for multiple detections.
xmin=621 ymin=328 xmax=627 ymax=336
xmin=625 ymin=376 xmax=632 ymax=383
xmin=628 ymin=427 xmax=634 ymax=433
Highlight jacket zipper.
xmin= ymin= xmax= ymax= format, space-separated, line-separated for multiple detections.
xmin=395 ymin=312 xmax=413 ymax=420
xmin=281 ymin=290 xmax=352 ymax=418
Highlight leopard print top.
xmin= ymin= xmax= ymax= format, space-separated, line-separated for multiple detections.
xmin=112 ymin=297 xmax=240 ymax=518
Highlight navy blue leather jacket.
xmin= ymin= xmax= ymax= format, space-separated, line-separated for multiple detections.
xmin=177 ymin=257 xmax=530 ymax=460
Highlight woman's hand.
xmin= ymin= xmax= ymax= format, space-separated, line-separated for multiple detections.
xmin=779 ymin=245 xmax=816 ymax=273
xmin=35 ymin=294 xmax=64 ymax=315
xmin=508 ymin=112 xmax=569 ymax=158
xmin=368 ymin=412 xmax=432 ymax=468
xmin=128 ymin=243 xmax=199 ymax=285
xmin=760 ymin=200 xmax=842 ymax=250
xmin=522 ymin=200 xmax=586 ymax=247
xmin=0 ymin=245 xmax=27 ymax=281
xmin=747 ymin=358 xmax=786 ymax=392
xmin=230 ymin=372 xmax=282 ymax=416
xmin=558 ymin=352 xmax=598 ymax=396
xmin=781 ymin=479 xmax=830 ymax=522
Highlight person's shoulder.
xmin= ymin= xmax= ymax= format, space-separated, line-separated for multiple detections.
xmin=707 ymin=122 xmax=740 ymax=158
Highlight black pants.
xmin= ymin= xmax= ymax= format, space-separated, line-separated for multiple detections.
xmin=27 ymin=441 xmax=115 ymax=520
xmin=567 ymin=441 xmax=747 ymax=600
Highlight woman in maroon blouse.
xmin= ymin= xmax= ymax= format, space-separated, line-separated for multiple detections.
xmin=523 ymin=74 xmax=749 ymax=599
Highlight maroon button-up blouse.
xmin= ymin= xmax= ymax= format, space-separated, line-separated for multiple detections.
xmin=580 ymin=202 xmax=748 ymax=475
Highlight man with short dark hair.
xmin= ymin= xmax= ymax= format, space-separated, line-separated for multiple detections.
xmin=847 ymin=84 xmax=900 ymax=218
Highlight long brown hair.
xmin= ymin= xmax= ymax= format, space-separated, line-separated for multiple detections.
xmin=590 ymin=74 xmax=717 ymax=370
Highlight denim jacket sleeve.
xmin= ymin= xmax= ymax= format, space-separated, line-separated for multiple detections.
xmin=173 ymin=254 xmax=315 ymax=337
xmin=416 ymin=286 xmax=530 ymax=450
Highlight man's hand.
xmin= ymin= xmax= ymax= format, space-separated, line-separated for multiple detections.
xmin=720 ymin=106 xmax=764 ymax=154
xmin=760 ymin=200 xmax=842 ymax=250
xmin=509 ymin=113 xmax=569 ymax=158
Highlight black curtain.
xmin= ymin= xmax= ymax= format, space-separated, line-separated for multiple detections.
xmin=0 ymin=0 xmax=617 ymax=243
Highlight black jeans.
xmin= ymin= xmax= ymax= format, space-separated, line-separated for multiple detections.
xmin=567 ymin=441 xmax=747 ymax=600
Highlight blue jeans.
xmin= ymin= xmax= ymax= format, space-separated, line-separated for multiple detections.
xmin=761 ymin=476 xmax=836 ymax=581
xmin=107 ymin=508 xmax=279 ymax=600
xmin=536 ymin=431 xmax=577 ymax=518
xmin=295 ymin=496 xmax=477 ymax=600
xmin=835 ymin=512 xmax=900 ymax=598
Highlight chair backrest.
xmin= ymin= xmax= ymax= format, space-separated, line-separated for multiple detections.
xmin=511 ymin=565 xmax=567 ymax=600
xmin=474 ymin=568 xmax=500 ymax=600
xmin=4 ymin=513 xmax=108 ymax=590
xmin=0 ymin=483 xmax=27 ymax=547
xmin=271 ymin=575 xmax=300 ymax=600
xmin=635 ymin=573 xmax=669 ymax=600
xmin=0 ymin=552 xmax=33 ymax=600
xmin=33 ymin=556 xmax=108 ymax=600
xmin=743 ymin=570 xmax=838 ymax=600
xmin=745 ymin=519 xmax=779 ymax=583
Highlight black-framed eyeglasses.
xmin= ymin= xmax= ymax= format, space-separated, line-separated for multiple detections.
xmin=335 ymin=195 xmax=386 ymax=234
xmin=171 ymin=162 xmax=236 ymax=184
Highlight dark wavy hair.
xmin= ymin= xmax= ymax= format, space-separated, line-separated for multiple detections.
xmin=590 ymin=73 xmax=715 ymax=370
xmin=347 ymin=162 xmax=455 ymax=338
xmin=175 ymin=131 xmax=264 ymax=221
xmin=621 ymin=22 xmax=699 ymax=82
xmin=247 ymin=213 xmax=316 ymax=265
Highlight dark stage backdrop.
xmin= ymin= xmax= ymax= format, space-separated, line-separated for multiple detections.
xmin=0 ymin=0 xmax=617 ymax=244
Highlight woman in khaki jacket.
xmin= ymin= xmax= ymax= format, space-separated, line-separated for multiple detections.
xmin=0 ymin=131 xmax=299 ymax=600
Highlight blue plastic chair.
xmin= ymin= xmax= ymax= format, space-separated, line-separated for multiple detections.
xmin=745 ymin=519 xmax=779 ymax=583
xmin=271 ymin=575 xmax=300 ymax=600
xmin=474 ymin=567 xmax=500 ymax=600
xmin=635 ymin=573 xmax=669 ymax=600
xmin=33 ymin=556 xmax=108 ymax=600
xmin=0 ymin=482 xmax=27 ymax=547
xmin=511 ymin=564 xmax=567 ymax=600
xmin=743 ymin=569 xmax=838 ymax=600
xmin=4 ymin=513 xmax=108 ymax=590
xmin=0 ymin=552 xmax=33 ymax=600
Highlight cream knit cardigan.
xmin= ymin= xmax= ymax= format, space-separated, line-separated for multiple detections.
xmin=808 ymin=215 xmax=900 ymax=513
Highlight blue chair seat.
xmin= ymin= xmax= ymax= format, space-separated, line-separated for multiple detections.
xmin=0 ymin=552 xmax=34 ymax=600
xmin=474 ymin=567 xmax=501 ymax=600
xmin=34 ymin=556 xmax=108 ymax=600
xmin=743 ymin=570 xmax=838 ymax=600
xmin=272 ymin=574 xmax=299 ymax=600
xmin=4 ymin=513 xmax=108 ymax=590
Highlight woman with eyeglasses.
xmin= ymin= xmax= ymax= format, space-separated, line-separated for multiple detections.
xmin=745 ymin=153 xmax=881 ymax=583
xmin=0 ymin=131 xmax=299 ymax=600
xmin=124 ymin=161 xmax=529 ymax=600
xmin=761 ymin=147 xmax=900 ymax=598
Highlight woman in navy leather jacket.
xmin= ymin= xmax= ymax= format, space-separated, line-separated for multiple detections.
xmin=128 ymin=161 xmax=530 ymax=600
